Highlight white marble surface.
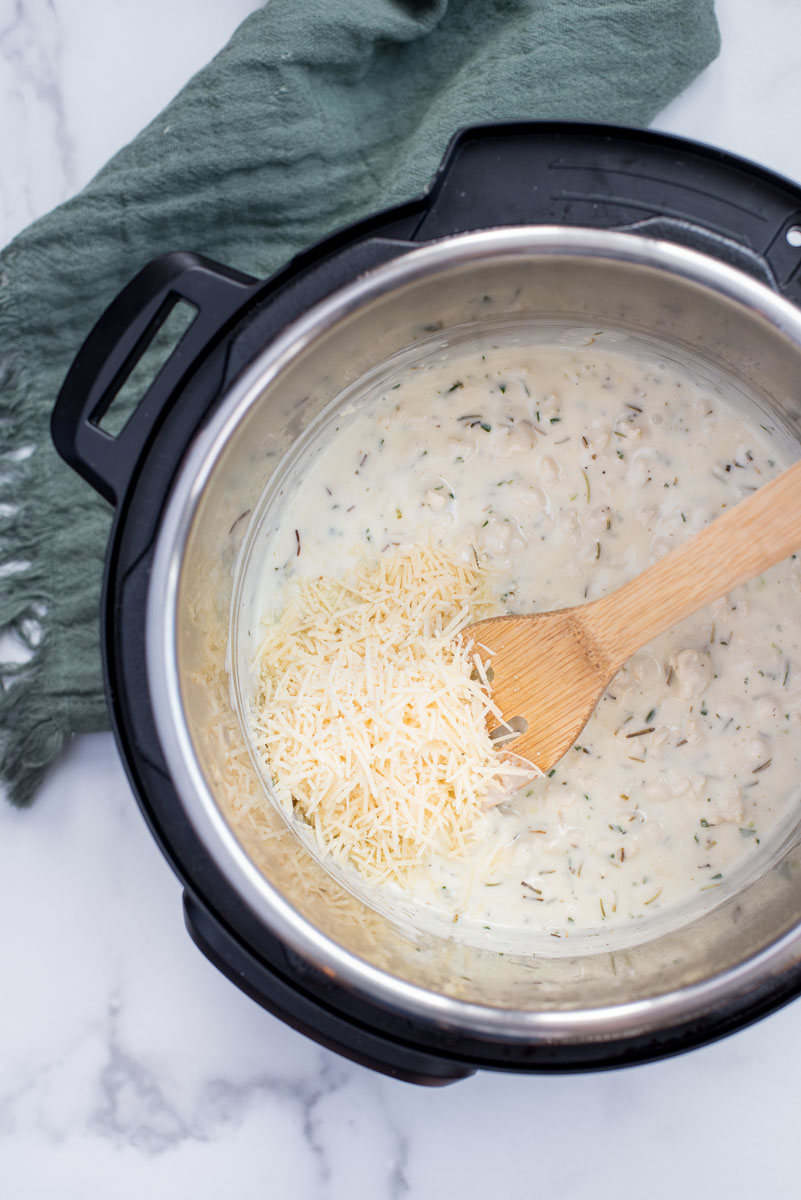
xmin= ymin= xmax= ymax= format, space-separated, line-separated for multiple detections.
xmin=3 ymin=1 xmax=801 ymax=1195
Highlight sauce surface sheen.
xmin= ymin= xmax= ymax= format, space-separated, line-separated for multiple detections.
xmin=247 ymin=333 xmax=801 ymax=949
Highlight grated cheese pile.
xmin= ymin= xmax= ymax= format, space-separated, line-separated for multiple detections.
xmin=250 ymin=544 xmax=533 ymax=882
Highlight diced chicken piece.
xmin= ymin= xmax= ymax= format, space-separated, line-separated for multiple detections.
xmin=539 ymin=393 xmax=561 ymax=419
xmin=424 ymin=488 xmax=450 ymax=510
xmin=516 ymin=483 xmax=546 ymax=511
xmin=478 ymin=517 xmax=527 ymax=558
xmin=497 ymin=421 xmax=537 ymax=456
xmin=626 ymin=449 xmax=658 ymax=488
xmin=587 ymin=505 xmax=613 ymax=534
xmin=669 ymin=772 xmax=706 ymax=799
xmin=708 ymin=787 xmax=744 ymax=825
xmin=746 ymin=736 xmax=770 ymax=764
xmin=645 ymin=774 xmax=670 ymax=801
xmin=544 ymin=824 xmax=588 ymax=855
xmin=672 ymin=648 xmax=712 ymax=699
xmin=445 ymin=435 xmax=475 ymax=460
xmin=614 ymin=417 xmax=642 ymax=440
xmin=715 ymin=696 xmax=744 ymax=723
xmin=556 ymin=511 xmax=581 ymax=546
xmin=650 ymin=725 xmax=675 ymax=752
xmin=538 ymin=455 xmax=560 ymax=484
xmin=756 ymin=695 xmax=780 ymax=722
xmin=630 ymin=652 xmax=664 ymax=688
xmin=586 ymin=425 xmax=610 ymax=454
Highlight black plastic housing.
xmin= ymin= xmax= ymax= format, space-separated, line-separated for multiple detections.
xmin=52 ymin=123 xmax=801 ymax=1084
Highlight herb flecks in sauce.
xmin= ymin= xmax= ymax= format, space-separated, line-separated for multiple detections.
xmin=253 ymin=339 xmax=801 ymax=946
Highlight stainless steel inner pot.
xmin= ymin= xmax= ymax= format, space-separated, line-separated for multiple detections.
xmin=146 ymin=227 xmax=801 ymax=1045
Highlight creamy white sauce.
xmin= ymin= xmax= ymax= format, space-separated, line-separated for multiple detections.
xmin=244 ymin=329 xmax=801 ymax=952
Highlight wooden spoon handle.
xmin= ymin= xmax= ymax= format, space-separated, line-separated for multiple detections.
xmin=587 ymin=456 xmax=801 ymax=671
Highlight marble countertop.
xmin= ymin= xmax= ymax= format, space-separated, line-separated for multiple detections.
xmin=3 ymin=1 xmax=801 ymax=1196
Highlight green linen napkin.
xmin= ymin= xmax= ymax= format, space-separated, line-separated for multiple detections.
xmin=0 ymin=0 xmax=719 ymax=804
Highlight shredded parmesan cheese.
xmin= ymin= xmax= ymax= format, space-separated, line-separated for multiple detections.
xmin=250 ymin=544 xmax=534 ymax=881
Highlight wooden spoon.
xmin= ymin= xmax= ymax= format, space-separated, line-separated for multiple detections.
xmin=464 ymin=457 xmax=801 ymax=772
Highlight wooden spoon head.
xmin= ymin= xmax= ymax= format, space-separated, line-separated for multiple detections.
xmin=465 ymin=606 xmax=614 ymax=773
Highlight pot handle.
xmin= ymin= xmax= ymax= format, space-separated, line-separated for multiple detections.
xmin=51 ymin=252 xmax=260 ymax=505
xmin=183 ymin=893 xmax=475 ymax=1086
xmin=413 ymin=123 xmax=801 ymax=305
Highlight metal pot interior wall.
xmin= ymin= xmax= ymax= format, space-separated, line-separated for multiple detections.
xmin=151 ymin=234 xmax=801 ymax=1037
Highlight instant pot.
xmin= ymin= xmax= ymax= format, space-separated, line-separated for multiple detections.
xmin=52 ymin=124 xmax=801 ymax=1084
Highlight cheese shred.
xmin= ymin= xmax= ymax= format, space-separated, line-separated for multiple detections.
xmin=250 ymin=544 xmax=534 ymax=881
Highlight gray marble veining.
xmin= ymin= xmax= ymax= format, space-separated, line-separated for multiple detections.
xmin=3 ymin=1 xmax=801 ymax=1197
xmin=0 ymin=0 xmax=76 ymax=236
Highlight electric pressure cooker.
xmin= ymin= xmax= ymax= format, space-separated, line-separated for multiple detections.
xmin=52 ymin=124 xmax=801 ymax=1083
